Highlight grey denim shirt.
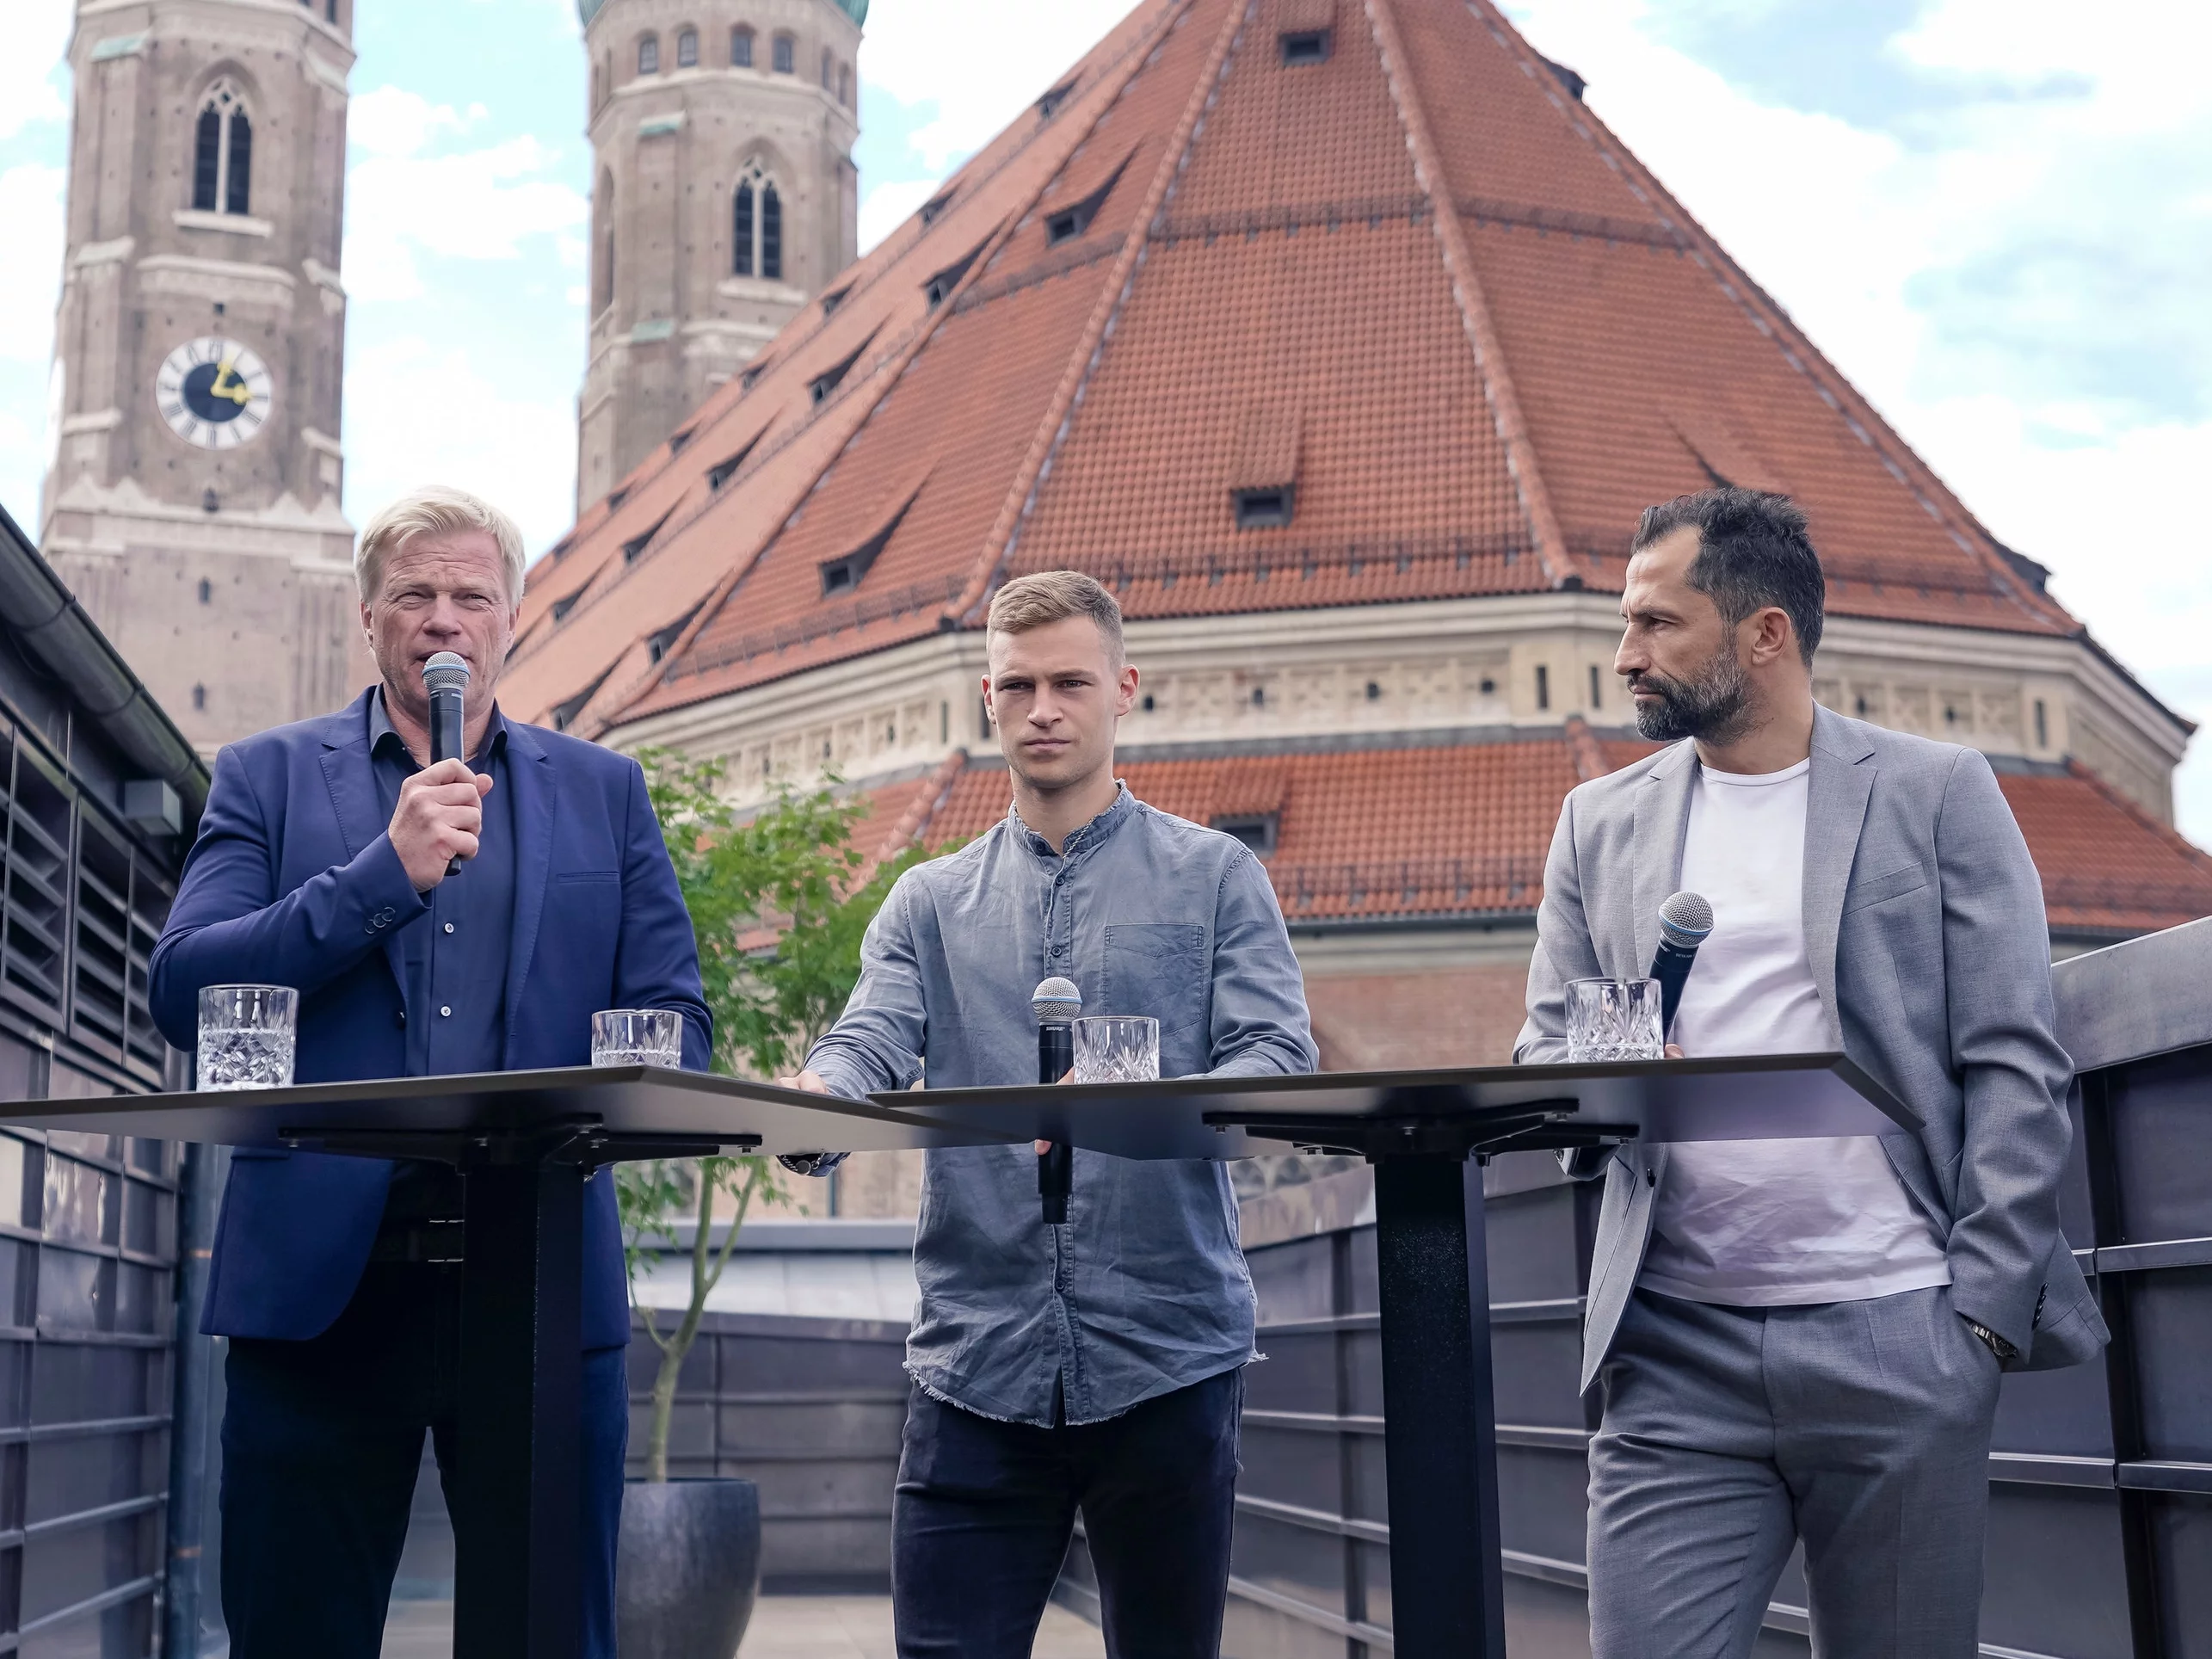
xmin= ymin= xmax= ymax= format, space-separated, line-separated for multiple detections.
xmin=804 ymin=785 xmax=1318 ymax=1426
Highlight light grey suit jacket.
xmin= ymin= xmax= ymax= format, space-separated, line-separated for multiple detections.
xmin=1516 ymin=706 xmax=2108 ymax=1392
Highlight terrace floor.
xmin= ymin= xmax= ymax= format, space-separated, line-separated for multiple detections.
xmin=379 ymin=1594 xmax=1108 ymax=1657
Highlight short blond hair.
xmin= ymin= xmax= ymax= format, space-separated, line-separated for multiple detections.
xmin=354 ymin=486 xmax=527 ymax=607
xmin=986 ymin=570 xmax=1124 ymax=663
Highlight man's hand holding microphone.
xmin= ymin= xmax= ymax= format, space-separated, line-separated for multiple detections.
xmin=390 ymin=651 xmax=493 ymax=892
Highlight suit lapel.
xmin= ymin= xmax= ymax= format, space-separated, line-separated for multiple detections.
xmin=1630 ymin=741 xmax=1699 ymax=979
xmin=318 ymin=691 xmax=410 ymax=990
xmin=1803 ymin=706 xmax=1876 ymax=1044
xmin=502 ymin=721 xmax=556 ymax=1062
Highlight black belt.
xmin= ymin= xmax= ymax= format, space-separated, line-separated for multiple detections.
xmin=368 ymin=1216 xmax=465 ymax=1265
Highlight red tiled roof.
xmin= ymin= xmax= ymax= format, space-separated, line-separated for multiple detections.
xmin=503 ymin=0 xmax=2080 ymax=737
xmin=865 ymin=737 xmax=2212 ymax=938
xmin=1999 ymin=764 xmax=2212 ymax=936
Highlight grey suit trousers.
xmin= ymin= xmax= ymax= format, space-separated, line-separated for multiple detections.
xmin=1587 ymin=1286 xmax=2000 ymax=1658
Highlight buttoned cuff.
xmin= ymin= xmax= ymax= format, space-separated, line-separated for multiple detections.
xmin=354 ymin=835 xmax=432 ymax=941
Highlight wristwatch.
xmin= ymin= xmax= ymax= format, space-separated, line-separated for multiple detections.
xmin=1963 ymin=1317 xmax=2018 ymax=1362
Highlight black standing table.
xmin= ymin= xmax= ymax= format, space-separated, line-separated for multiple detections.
xmin=1 ymin=1068 xmax=1006 ymax=1659
xmin=884 ymin=1052 xmax=1919 ymax=1659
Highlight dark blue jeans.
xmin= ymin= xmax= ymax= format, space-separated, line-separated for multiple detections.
xmin=219 ymin=1261 xmax=627 ymax=1658
xmin=891 ymin=1366 xmax=1244 ymax=1659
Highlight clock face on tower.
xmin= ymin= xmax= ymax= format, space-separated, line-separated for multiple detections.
xmin=155 ymin=336 xmax=274 ymax=450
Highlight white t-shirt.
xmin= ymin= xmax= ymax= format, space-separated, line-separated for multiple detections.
xmin=1638 ymin=758 xmax=1950 ymax=1306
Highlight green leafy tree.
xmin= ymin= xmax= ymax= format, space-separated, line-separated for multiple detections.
xmin=617 ymin=749 xmax=940 ymax=1481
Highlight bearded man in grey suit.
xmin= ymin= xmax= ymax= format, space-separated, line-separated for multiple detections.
xmin=1516 ymin=488 xmax=2107 ymax=1657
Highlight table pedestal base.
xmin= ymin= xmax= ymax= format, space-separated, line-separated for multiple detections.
xmin=1373 ymin=1155 xmax=1508 ymax=1659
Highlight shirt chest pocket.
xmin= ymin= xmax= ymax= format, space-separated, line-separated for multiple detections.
xmin=1102 ymin=923 xmax=1208 ymax=1039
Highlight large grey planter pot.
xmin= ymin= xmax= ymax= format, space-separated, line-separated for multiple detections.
xmin=616 ymin=1477 xmax=761 ymax=1659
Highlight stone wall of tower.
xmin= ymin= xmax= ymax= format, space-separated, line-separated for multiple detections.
xmin=576 ymin=0 xmax=862 ymax=509
xmin=40 ymin=0 xmax=370 ymax=754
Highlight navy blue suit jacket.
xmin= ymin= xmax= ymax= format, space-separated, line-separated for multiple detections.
xmin=150 ymin=688 xmax=712 ymax=1348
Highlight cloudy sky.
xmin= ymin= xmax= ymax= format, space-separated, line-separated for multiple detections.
xmin=0 ymin=0 xmax=2206 ymax=838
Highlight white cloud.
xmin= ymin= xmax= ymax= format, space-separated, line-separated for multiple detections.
xmin=0 ymin=166 xmax=64 ymax=366
xmin=859 ymin=176 xmax=943 ymax=253
xmin=859 ymin=0 xmax=1143 ymax=171
xmin=349 ymin=86 xmax=478 ymax=158
xmin=345 ymin=337 xmax=578 ymax=554
xmin=0 ymin=0 xmax=69 ymax=143
xmin=343 ymin=91 xmax=588 ymax=301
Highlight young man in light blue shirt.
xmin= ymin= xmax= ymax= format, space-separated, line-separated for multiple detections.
xmin=787 ymin=570 xmax=1316 ymax=1659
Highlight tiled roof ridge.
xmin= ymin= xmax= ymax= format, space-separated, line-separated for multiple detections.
xmin=867 ymin=747 xmax=972 ymax=872
xmin=1365 ymin=0 xmax=1568 ymax=589
xmin=1562 ymin=712 xmax=1614 ymax=782
xmin=597 ymin=0 xmax=1205 ymax=734
xmin=940 ymin=0 xmax=1245 ymax=630
xmin=1459 ymin=0 xmax=2070 ymax=632
xmin=2061 ymin=759 xmax=2212 ymax=879
xmin=516 ymin=319 xmax=927 ymax=684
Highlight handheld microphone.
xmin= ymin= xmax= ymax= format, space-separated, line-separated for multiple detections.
xmin=1649 ymin=890 xmax=1714 ymax=1039
xmin=422 ymin=651 xmax=471 ymax=876
xmin=1032 ymin=977 xmax=1080 ymax=1225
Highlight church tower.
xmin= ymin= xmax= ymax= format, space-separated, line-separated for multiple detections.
xmin=576 ymin=0 xmax=865 ymax=508
xmin=40 ymin=0 xmax=367 ymax=755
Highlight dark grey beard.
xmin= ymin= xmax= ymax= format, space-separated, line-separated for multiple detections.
xmin=1630 ymin=651 xmax=1753 ymax=745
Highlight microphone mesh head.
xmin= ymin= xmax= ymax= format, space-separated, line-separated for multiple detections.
xmin=1659 ymin=890 xmax=1715 ymax=948
xmin=1032 ymin=977 xmax=1081 ymax=1025
xmin=422 ymin=651 xmax=471 ymax=695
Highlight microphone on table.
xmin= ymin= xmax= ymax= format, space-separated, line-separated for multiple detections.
xmin=1649 ymin=890 xmax=1714 ymax=1039
xmin=422 ymin=651 xmax=471 ymax=876
xmin=1562 ymin=889 xmax=1716 ymax=1182
xmin=1032 ymin=977 xmax=1081 ymax=1225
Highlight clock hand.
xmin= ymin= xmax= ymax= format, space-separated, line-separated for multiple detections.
xmin=210 ymin=361 xmax=252 ymax=405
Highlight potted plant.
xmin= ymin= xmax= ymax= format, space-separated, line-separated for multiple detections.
xmin=612 ymin=754 xmax=933 ymax=1659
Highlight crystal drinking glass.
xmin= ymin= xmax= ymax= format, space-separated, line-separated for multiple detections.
xmin=197 ymin=984 xmax=299 ymax=1090
xmin=590 ymin=1008 xmax=683 ymax=1069
xmin=1073 ymin=1015 xmax=1161 ymax=1084
xmin=1564 ymin=978 xmax=1665 ymax=1064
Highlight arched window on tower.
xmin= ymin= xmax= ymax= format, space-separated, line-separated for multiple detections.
xmin=821 ymin=48 xmax=834 ymax=89
xmin=638 ymin=35 xmax=659 ymax=75
xmin=772 ymin=34 xmax=795 ymax=74
xmin=591 ymin=59 xmax=603 ymax=108
xmin=192 ymin=81 xmax=254 ymax=216
xmin=839 ymin=63 xmax=852 ymax=106
xmin=677 ymin=28 xmax=699 ymax=68
xmin=731 ymin=25 xmax=755 ymax=67
xmin=733 ymin=159 xmax=784 ymax=282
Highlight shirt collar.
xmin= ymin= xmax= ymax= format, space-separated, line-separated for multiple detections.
xmin=1010 ymin=781 xmax=1137 ymax=860
xmin=370 ymin=684 xmax=508 ymax=766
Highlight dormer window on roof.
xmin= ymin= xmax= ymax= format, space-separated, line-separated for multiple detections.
xmin=552 ymin=594 xmax=580 ymax=622
xmin=924 ymin=244 xmax=984 ymax=308
xmin=818 ymin=483 xmax=921 ymax=597
xmin=708 ymin=434 xmax=761 ymax=490
xmin=1280 ymin=30 xmax=1331 ymax=65
xmin=809 ymin=332 xmax=876 ymax=404
xmin=919 ymin=190 xmax=952 ymax=227
xmin=1044 ymin=157 xmax=1129 ymax=248
xmin=1234 ymin=486 xmax=1294 ymax=528
xmin=647 ymin=605 xmax=702 ymax=665
xmin=820 ymin=285 xmax=850 ymax=317
xmin=1211 ymin=814 xmax=1279 ymax=858
xmin=623 ymin=513 xmax=671 ymax=563
xmin=1037 ymin=80 xmax=1075 ymax=119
